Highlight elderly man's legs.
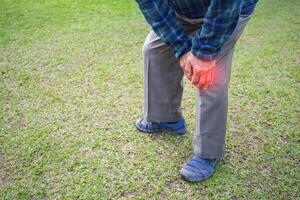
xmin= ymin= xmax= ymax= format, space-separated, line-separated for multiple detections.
xmin=138 ymin=14 xmax=252 ymax=182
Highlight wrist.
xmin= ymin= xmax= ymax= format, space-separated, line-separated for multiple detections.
xmin=175 ymin=40 xmax=192 ymax=58
xmin=191 ymin=48 xmax=218 ymax=61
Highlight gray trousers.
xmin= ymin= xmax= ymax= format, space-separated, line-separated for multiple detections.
xmin=142 ymin=14 xmax=252 ymax=159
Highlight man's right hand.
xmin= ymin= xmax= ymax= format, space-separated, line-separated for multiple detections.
xmin=179 ymin=51 xmax=193 ymax=81
xmin=180 ymin=51 xmax=216 ymax=90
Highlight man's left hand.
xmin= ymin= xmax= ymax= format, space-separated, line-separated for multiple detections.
xmin=179 ymin=51 xmax=193 ymax=81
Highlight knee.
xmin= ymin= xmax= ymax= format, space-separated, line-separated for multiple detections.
xmin=198 ymin=80 xmax=228 ymax=103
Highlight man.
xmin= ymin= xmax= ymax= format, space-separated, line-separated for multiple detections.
xmin=135 ymin=0 xmax=257 ymax=182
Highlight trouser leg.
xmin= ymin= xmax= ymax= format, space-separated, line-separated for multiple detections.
xmin=193 ymin=15 xmax=253 ymax=159
xmin=143 ymin=30 xmax=184 ymax=122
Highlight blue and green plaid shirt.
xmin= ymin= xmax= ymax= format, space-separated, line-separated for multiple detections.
xmin=136 ymin=0 xmax=258 ymax=60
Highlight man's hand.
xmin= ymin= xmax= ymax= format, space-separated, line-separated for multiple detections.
xmin=186 ymin=53 xmax=216 ymax=90
xmin=179 ymin=51 xmax=193 ymax=81
xmin=180 ymin=51 xmax=216 ymax=89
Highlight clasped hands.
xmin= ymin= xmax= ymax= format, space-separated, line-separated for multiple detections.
xmin=180 ymin=51 xmax=216 ymax=90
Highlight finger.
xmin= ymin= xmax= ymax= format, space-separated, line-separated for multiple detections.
xmin=179 ymin=60 xmax=185 ymax=69
xmin=187 ymin=70 xmax=193 ymax=81
xmin=185 ymin=62 xmax=193 ymax=80
xmin=191 ymin=65 xmax=201 ymax=84
xmin=204 ymin=69 xmax=213 ymax=89
xmin=180 ymin=57 xmax=187 ymax=69
xmin=186 ymin=71 xmax=192 ymax=81
xmin=198 ymin=73 xmax=207 ymax=89
xmin=210 ymin=68 xmax=216 ymax=86
xmin=191 ymin=72 xmax=200 ymax=85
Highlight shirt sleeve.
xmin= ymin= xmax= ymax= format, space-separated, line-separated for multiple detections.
xmin=191 ymin=0 xmax=242 ymax=61
xmin=135 ymin=0 xmax=192 ymax=58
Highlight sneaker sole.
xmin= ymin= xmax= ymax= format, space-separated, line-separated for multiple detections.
xmin=135 ymin=124 xmax=186 ymax=135
xmin=180 ymin=172 xmax=213 ymax=183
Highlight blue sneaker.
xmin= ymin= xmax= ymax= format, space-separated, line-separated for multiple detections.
xmin=180 ymin=154 xmax=218 ymax=182
xmin=135 ymin=117 xmax=186 ymax=135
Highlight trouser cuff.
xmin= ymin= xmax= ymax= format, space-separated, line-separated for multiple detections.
xmin=144 ymin=114 xmax=182 ymax=123
xmin=194 ymin=148 xmax=224 ymax=160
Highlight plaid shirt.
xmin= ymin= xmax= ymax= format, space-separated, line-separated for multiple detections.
xmin=136 ymin=0 xmax=258 ymax=60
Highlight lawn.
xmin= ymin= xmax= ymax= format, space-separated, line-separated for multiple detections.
xmin=0 ymin=0 xmax=299 ymax=199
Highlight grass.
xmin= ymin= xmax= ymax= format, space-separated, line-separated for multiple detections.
xmin=0 ymin=0 xmax=299 ymax=199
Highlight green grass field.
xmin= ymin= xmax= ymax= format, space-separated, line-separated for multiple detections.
xmin=0 ymin=0 xmax=299 ymax=199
